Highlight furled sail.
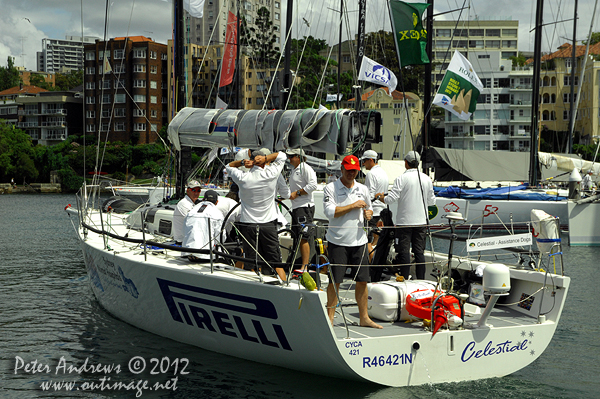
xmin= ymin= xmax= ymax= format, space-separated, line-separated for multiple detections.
xmin=167 ymin=107 xmax=381 ymax=154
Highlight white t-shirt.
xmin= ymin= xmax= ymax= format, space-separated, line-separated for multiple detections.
xmin=289 ymin=162 xmax=318 ymax=209
xmin=384 ymin=168 xmax=435 ymax=226
xmin=365 ymin=164 xmax=389 ymax=217
xmin=225 ymin=152 xmax=286 ymax=224
xmin=182 ymin=201 xmax=224 ymax=259
xmin=173 ymin=195 xmax=195 ymax=242
xmin=323 ymin=179 xmax=371 ymax=246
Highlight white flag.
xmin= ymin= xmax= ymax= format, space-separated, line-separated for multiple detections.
xmin=206 ymin=147 xmax=218 ymax=165
xmin=432 ymin=51 xmax=483 ymax=121
xmin=216 ymin=96 xmax=228 ymax=110
xmin=358 ymin=56 xmax=397 ymax=95
xmin=161 ymin=0 xmax=205 ymax=18
xmin=326 ymin=93 xmax=343 ymax=102
xmin=103 ymin=58 xmax=112 ymax=74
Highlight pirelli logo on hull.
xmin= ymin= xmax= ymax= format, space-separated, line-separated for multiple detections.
xmin=157 ymin=278 xmax=292 ymax=351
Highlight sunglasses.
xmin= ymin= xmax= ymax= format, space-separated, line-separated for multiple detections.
xmin=189 ymin=187 xmax=201 ymax=192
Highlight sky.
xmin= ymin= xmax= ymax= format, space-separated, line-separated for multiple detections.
xmin=0 ymin=0 xmax=598 ymax=72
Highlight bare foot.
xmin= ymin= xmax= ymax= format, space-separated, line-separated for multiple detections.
xmin=360 ymin=318 xmax=383 ymax=329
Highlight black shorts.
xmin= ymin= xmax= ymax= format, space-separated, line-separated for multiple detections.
xmin=291 ymin=206 xmax=315 ymax=240
xmin=327 ymin=242 xmax=370 ymax=284
xmin=367 ymin=215 xmax=381 ymax=242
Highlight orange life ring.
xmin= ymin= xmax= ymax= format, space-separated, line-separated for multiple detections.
xmin=405 ymin=289 xmax=462 ymax=335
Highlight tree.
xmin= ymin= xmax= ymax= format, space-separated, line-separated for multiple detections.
xmin=582 ymin=32 xmax=600 ymax=45
xmin=54 ymin=69 xmax=83 ymax=91
xmin=509 ymin=52 xmax=527 ymax=67
xmin=0 ymin=57 xmax=22 ymax=91
xmin=240 ymin=7 xmax=280 ymax=68
xmin=29 ymin=74 xmax=53 ymax=90
xmin=0 ymin=121 xmax=38 ymax=182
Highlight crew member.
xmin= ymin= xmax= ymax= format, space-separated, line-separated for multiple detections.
xmin=172 ymin=180 xmax=201 ymax=245
xmin=287 ymin=148 xmax=318 ymax=271
xmin=361 ymin=149 xmax=389 ymax=258
xmin=182 ymin=190 xmax=224 ymax=261
xmin=375 ymin=151 xmax=435 ymax=280
xmin=225 ymin=148 xmax=287 ymax=280
xmin=323 ymin=155 xmax=382 ymax=329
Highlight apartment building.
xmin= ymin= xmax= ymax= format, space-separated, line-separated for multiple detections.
xmin=538 ymin=42 xmax=600 ymax=146
xmin=37 ymin=36 xmax=99 ymax=73
xmin=188 ymin=0 xmax=282 ymax=48
xmin=84 ymin=36 xmax=169 ymax=144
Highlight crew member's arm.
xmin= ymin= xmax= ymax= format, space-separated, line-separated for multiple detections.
xmin=323 ymin=183 xmax=366 ymax=219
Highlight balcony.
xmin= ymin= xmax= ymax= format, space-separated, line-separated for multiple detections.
xmin=41 ymin=121 xmax=67 ymax=127
xmin=18 ymin=110 xmax=38 ymax=116
xmin=17 ymin=122 xmax=39 ymax=128
xmin=510 ymin=84 xmax=532 ymax=90
xmin=43 ymin=109 xmax=67 ymax=115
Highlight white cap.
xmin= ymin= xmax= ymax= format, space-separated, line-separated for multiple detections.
xmin=360 ymin=150 xmax=378 ymax=161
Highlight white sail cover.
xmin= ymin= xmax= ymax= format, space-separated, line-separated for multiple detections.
xmin=531 ymin=209 xmax=560 ymax=258
xmin=167 ymin=107 xmax=378 ymax=155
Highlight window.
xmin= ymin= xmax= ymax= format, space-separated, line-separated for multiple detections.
xmin=150 ymin=51 xmax=157 ymax=59
xmin=102 ymin=94 xmax=111 ymax=104
xmin=452 ymin=40 xmax=467 ymax=48
xmin=115 ymin=122 xmax=125 ymax=131
xmin=502 ymin=29 xmax=517 ymax=37
xmin=151 ymin=96 xmax=157 ymax=104
xmin=86 ymin=124 xmax=95 ymax=132
xmin=85 ymin=82 xmax=95 ymax=90
xmin=114 ymin=108 xmax=126 ymax=117
xmin=134 ymin=64 xmax=146 ymax=73
xmin=393 ymin=134 xmax=400 ymax=141
xmin=435 ymin=40 xmax=450 ymax=49
xmin=246 ymin=85 xmax=252 ymax=91
xmin=563 ymin=110 xmax=570 ymax=120
xmin=102 ymin=109 xmax=111 ymax=118
xmin=133 ymin=48 xmax=146 ymax=58
xmin=151 ymin=110 xmax=157 ymax=118
xmin=151 ymin=124 xmax=158 ymax=132
xmin=486 ymin=29 xmax=500 ymax=37
xmin=343 ymin=55 xmax=351 ymax=63
xmin=134 ymin=79 xmax=146 ymax=88
xmin=436 ymin=29 xmax=451 ymax=37
xmin=116 ymin=79 xmax=125 ymax=89
xmin=275 ymin=13 xmax=280 ymax=20
xmin=100 ymin=122 xmax=109 ymax=132
xmin=86 ymin=96 xmax=95 ymax=104
xmin=115 ymin=94 xmax=126 ymax=103
xmin=564 ymin=76 xmax=579 ymax=86
xmin=86 ymin=67 xmax=95 ymax=75
xmin=150 ymin=65 xmax=157 ymax=74
xmin=563 ymin=93 xmax=577 ymax=103
xmin=502 ymin=40 xmax=517 ymax=48
xmin=114 ymin=49 xmax=124 ymax=59
xmin=114 ymin=64 xmax=125 ymax=74
xmin=85 ymin=51 xmax=95 ymax=61
xmin=454 ymin=29 xmax=468 ymax=37
xmin=257 ymin=71 xmax=266 ymax=79
xmin=134 ymin=123 xmax=146 ymax=131
xmin=86 ymin=111 xmax=95 ymax=119
xmin=102 ymin=80 xmax=111 ymax=89
xmin=247 ymin=98 xmax=252 ymax=104
xmin=134 ymin=94 xmax=146 ymax=102
xmin=133 ymin=109 xmax=146 ymax=117
xmin=486 ymin=40 xmax=500 ymax=48
xmin=470 ymin=29 xmax=484 ymax=36
xmin=150 ymin=81 xmax=157 ymax=89
xmin=469 ymin=40 xmax=484 ymax=49
xmin=162 ymin=96 xmax=167 ymax=104
xmin=275 ymin=2 xmax=280 ymax=8
xmin=480 ymin=78 xmax=491 ymax=88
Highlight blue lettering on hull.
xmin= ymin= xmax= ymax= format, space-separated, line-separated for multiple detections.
xmin=157 ymin=278 xmax=292 ymax=351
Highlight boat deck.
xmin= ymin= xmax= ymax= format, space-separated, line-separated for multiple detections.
xmin=330 ymin=281 xmax=538 ymax=340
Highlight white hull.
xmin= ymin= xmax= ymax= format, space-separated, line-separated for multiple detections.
xmin=568 ymin=201 xmax=600 ymax=245
xmin=68 ymin=207 xmax=570 ymax=386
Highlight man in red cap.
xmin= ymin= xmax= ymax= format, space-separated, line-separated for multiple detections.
xmin=323 ymin=155 xmax=382 ymax=329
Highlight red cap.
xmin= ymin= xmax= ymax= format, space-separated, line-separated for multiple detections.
xmin=341 ymin=155 xmax=361 ymax=171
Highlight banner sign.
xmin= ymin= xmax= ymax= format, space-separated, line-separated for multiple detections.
xmin=466 ymin=233 xmax=532 ymax=252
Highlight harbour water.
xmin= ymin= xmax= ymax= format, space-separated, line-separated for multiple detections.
xmin=1 ymin=193 xmax=598 ymax=398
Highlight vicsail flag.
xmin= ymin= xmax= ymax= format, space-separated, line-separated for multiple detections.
xmin=432 ymin=50 xmax=483 ymax=121
xmin=219 ymin=12 xmax=238 ymax=88
xmin=358 ymin=56 xmax=397 ymax=95
xmin=389 ymin=1 xmax=430 ymax=68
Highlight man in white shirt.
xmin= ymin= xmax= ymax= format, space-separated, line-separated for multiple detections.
xmin=582 ymin=171 xmax=594 ymax=192
xmin=287 ymin=148 xmax=318 ymax=271
xmin=172 ymin=180 xmax=202 ymax=245
xmin=375 ymin=151 xmax=435 ymax=280
xmin=183 ymin=190 xmax=224 ymax=261
xmin=361 ymin=149 xmax=389 ymax=258
xmin=324 ymin=155 xmax=382 ymax=329
xmin=226 ymin=148 xmax=287 ymax=280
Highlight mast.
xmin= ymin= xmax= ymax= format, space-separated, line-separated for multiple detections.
xmin=529 ymin=0 xmax=544 ymax=187
xmin=282 ymin=0 xmax=293 ymax=109
xmin=423 ymin=0 xmax=434 ymax=174
xmin=337 ymin=0 xmax=343 ymax=109
xmin=175 ymin=0 xmax=191 ymax=198
xmin=567 ymin=0 xmax=578 ymax=153
xmin=354 ymin=0 xmax=366 ymax=111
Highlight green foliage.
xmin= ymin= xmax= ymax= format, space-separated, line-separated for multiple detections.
xmin=573 ymin=143 xmax=600 ymax=161
xmin=29 ymin=74 xmax=53 ymax=90
xmin=54 ymin=70 xmax=83 ymax=91
xmin=509 ymin=52 xmax=527 ymax=67
xmin=112 ymin=171 xmax=126 ymax=182
xmin=56 ymin=168 xmax=84 ymax=192
xmin=130 ymin=165 xmax=144 ymax=176
xmin=240 ymin=7 xmax=280 ymax=68
xmin=0 ymin=56 xmax=22 ymax=91
xmin=582 ymin=32 xmax=600 ymax=46
xmin=0 ymin=121 xmax=38 ymax=182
